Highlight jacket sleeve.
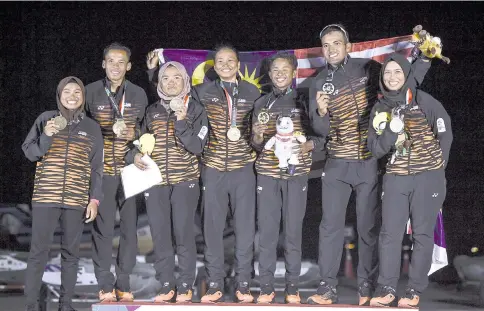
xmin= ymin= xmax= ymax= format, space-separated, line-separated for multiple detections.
xmin=420 ymin=93 xmax=453 ymax=168
xmin=367 ymin=104 xmax=399 ymax=159
xmin=21 ymin=113 xmax=54 ymax=162
xmin=308 ymin=77 xmax=330 ymax=138
xmin=88 ymin=123 xmax=104 ymax=203
xmin=175 ymin=92 xmax=209 ymax=156
xmin=124 ymin=110 xmax=149 ymax=165
xmin=411 ymin=53 xmax=432 ymax=86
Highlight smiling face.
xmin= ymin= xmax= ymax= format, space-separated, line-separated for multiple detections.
xmin=269 ymin=58 xmax=296 ymax=91
xmin=214 ymin=48 xmax=240 ymax=82
xmin=383 ymin=61 xmax=406 ymax=91
xmin=102 ymin=49 xmax=132 ymax=84
xmin=160 ymin=65 xmax=185 ymax=97
xmin=60 ymin=82 xmax=83 ymax=110
xmin=321 ymin=30 xmax=352 ymax=66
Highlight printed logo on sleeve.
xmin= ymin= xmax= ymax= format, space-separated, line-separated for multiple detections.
xmin=436 ymin=118 xmax=446 ymax=133
xmin=198 ymin=126 xmax=208 ymax=140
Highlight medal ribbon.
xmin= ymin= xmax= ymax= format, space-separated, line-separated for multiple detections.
xmin=103 ymin=80 xmax=126 ymax=120
xmin=220 ymin=80 xmax=238 ymax=127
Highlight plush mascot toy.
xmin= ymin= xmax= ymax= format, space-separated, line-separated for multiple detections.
xmin=412 ymin=25 xmax=450 ymax=64
xmin=133 ymin=133 xmax=156 ymax=155
xmin=264 ymin=116 xmax=306 ymax=174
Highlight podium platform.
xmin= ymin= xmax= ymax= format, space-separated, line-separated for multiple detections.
xmin=91 ymin=302 xmax=417 ymax=311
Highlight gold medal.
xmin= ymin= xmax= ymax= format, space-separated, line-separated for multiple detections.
xmin=113 ymin=119 xmax=127 ymax=136
xmin=227 ymin=126 xmax=241 ymax=142
xmin=257 ymin=108 xmax=270 ymax=124
xmin=169 ymin=97 xmax=184 ymax=112
xmin=53 ymin=115 xmax=67 ymax=130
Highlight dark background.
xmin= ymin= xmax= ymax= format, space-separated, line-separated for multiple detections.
xmin=0 ymin=1 xmax=482 ymax=281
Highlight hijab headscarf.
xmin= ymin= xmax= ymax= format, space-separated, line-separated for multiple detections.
xmin=379 ymin=53 xmax=416 ymax=107
xmin=157 ymin=61 xmax=191 ymax=101
xmin=56 ymin=76 xmax=85 ymax=122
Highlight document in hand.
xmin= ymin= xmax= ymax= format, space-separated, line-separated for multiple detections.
xmin=121 ymin=155 xmax=162 ymax=199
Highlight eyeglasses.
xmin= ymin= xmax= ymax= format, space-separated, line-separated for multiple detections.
xmin=319 ymin=24 xmax=349 ymax=42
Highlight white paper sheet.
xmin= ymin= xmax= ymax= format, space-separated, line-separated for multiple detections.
xmin=121 ymin=155 xmax=162 ymax=199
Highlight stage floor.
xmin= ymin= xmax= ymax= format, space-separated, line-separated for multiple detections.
xmin=2 ymin=278 xmax=482 ymax=311
xmin=91 ymin=301 xmax=414 ymax=311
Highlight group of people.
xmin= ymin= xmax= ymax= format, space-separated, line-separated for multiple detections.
xmin=21 ymin=23 xmax=452 ymax=311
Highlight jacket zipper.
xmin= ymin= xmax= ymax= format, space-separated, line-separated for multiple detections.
xmin=342 ymin=65 xmax=361 ymax=160
xmin=61 ymin=128 xmax=71 ymax=207
xmin=225 ymin=99 xmax=229 ymax=172
xmin=165 ymin=113 xmax=170 ymax=184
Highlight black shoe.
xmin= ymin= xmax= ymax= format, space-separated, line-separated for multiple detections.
xmin=154 ymin=281 xmax=176 ymax=303
xmin=357 ymin=281 xmax=374 ymax=306
xmin=369 ymin=285 xmax=397 ymax=307
xmin=307 ymin=281 xmax=338 ymax=305
xmin=201 ymin=281 xmax=224 ymax=303
xmin=257 ymin=283 xmax=275 ymax=304
xmin=285 ymin=283 xmax=301 ymax=304
xmin=398 ymin=287 xmax=420 ymax=308
xmin=235 ymin=281 xmax=254 ymax=303
xmin=176 ymin=282 xmax=193 ymax=302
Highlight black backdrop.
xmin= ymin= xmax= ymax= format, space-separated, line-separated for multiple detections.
xmin=0 ymin=1 xmax=483 ymax=274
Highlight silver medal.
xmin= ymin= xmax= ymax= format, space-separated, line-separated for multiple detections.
xmin=322 ymin=82 xmax=335 ymax=95
xmin=227 ymin=126 xmax=241 ymax=142
xmin=113 ymin=119 xmax=127 ymax=136
xmin=169 ymin=97 xmax=184 ymax=112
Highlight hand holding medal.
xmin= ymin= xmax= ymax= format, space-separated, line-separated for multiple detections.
xmin=44 ymin=119 xmax=59 ymax=137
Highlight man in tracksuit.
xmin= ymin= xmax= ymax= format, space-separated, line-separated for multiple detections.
xmin=85 ymin=43 xmax=149 ymax=302
xmin=126 ymin=61 xmax=208 ymax=303
xmin=251 ymin=52 xmax=324 ymax=304
xmin=307 ymin=25 xmax=432 ymax=305
xmin=191 ymin=45 xmax=260 ymax=303
xmin=22 ymin=76 xmax=103 ymax=311
xmin=368 ymin=53 xmax=452 ymax=308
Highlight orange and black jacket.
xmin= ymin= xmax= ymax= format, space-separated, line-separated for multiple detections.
xmin=368 ymin=91 xmax=452 ymax=175
xmin=252 ymin=88 xmax=325 ymax=179
xmin=126 ymin=98 xmax=208 ymax=185
xmin=22 ymin=111 xmax=104 ymax=210
xmin=191 ymin=79 xmax=260 ymax=172
xmin=85 ymin=79 xmax=148 ymax=176
xmin=309 ymin=56 xmax=431 ymax=161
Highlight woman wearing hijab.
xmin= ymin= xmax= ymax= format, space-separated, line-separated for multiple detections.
xmin=366 ymin=53 xmax=452 ymax=308
xmin=22 ymin=76 xmax=104 ymax=311
xmin=126 ymin=61 xmax=208 ymax=303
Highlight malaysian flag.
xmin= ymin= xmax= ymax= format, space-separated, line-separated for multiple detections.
xmin=155 ymin=35 xmax=414 ymax=92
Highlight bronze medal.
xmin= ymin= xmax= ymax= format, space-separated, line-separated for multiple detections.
xmin=53 ymin=115 xmax=67 ymax=130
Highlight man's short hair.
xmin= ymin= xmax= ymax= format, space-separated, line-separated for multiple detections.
xmin=319 ymin=24 xmax=349 ymax=43
xmin=213 ymin=43 xmax=240 ymax=62
xmin=103 ymin=42 xmax=131 ymax=60
xmin=269 ymin=52 xmax=298 ymax=70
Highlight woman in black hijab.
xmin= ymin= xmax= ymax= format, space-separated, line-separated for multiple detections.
xmin=366 ymin=53 xmax=452 ymax=308
xmin=22 ymin=76 xmax=104 ymax=311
